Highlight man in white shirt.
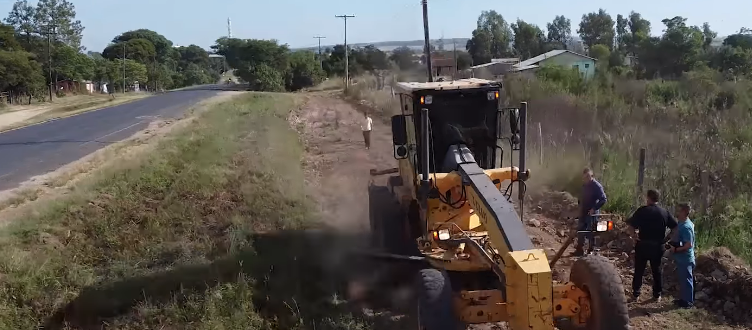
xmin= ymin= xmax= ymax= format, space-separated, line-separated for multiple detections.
xmin=361 ymin=112 xmax=373 ymax=150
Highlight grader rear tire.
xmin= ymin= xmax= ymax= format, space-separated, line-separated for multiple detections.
xmin=415 ymin=269 xmax=463 ymax=330
xmin=568 ymin=255 xmax=630 ymax=330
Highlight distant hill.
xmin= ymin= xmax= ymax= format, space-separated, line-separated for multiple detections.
xmin=293 ymin=38 xmax=470 ymax=53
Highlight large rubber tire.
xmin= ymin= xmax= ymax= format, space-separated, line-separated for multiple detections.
xmin=368 ymin=185 xmax=412 ymax=254
xmin=568 ymin=255 xmax=630 ymax=330
xmin=415 ymin=269 xmax=463 ymax=330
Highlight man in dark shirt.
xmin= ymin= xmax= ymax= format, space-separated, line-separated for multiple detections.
xmin=626 ymin=189 xmax=678 ymax=302
xmin=574 ymin=167 xmax=608 ymax=256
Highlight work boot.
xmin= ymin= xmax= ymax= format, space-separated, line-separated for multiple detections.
xmin=572 ymin=247 xmax=585 ymax=257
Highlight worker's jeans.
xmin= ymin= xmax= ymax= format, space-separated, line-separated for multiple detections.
xmin=362 ymin=130 xmax=371 ymax=149
xmin=576 ymin=215 xmax=596 ymax=250
xmin=632 ymin=242 xmax=664 ymax=298
xmin=676 ymin=261 xmax=695 ymax=305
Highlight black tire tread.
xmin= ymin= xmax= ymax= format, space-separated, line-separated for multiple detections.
xmin=569 ymin=255 xmax=630 ymax=330
xmin=415 ymin=269 xmax=461 ymax=330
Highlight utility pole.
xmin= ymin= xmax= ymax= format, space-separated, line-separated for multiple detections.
xmin=335 ymin=15 xmax=355 ymax=90
xmin=421 ymin=0 xmax=433 ymax=82
xmin=47 ymin=32 xmax=53 ymax=101
xmin=314 ymin=35 xmax=326 ymax=69
xmin=37 ymin=24 xmax=57 ymax=102
xmin=122 ymin=43 xmax=126 ymax=94
xmin=452 ymin=38 xmax=457 ymax=81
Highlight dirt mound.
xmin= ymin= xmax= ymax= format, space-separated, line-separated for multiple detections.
xmin=529 ymin=190 xmax=579 ymax=220
xmin=688 ymin=248 xmax=752 ymax=324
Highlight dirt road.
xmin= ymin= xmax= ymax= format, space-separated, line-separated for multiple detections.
xmin=295 ymin=92 xmax=745 ymax=330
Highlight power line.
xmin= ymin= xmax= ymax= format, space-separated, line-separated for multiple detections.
xmin=335 ymin=14 xmax=355 ymax=90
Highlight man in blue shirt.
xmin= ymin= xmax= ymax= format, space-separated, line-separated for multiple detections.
xmin=671 ymin=202 xmax=696 ymax=308
xmin=574 ymin=167 xmax=608 ymax=256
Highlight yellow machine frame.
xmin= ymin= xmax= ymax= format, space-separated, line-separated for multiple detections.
xmin=382 ymin=79 xmax=617 ymax=329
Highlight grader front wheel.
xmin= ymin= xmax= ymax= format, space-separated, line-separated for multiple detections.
xmin=565 ymin=255 xmax=630 ymax=330
xmin=415 ymin=269 xmax=463 ymax=330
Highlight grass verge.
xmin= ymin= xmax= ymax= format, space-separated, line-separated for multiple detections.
xmin=0 ymin=92 xmax=372 ymax=329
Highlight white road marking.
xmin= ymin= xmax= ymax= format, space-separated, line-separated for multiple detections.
xmin=79 ymin=121 xmax=143 ymax=147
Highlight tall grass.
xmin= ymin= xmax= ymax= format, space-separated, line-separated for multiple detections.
xmin=342 ymin=65 xmax=752 ymax=265
xmin=0 ymin=93 xmax=374 ymax=329
xmin=504 ymin=65 xmax=752 ymax=264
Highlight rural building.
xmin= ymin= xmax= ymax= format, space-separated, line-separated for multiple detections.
xmin=466 ymin=58 xmax=520 ymax=80
xmin=431 ymin=57 xmax=457 ymax=78
xmin=512 ymin=50 xmax=597 ymax=79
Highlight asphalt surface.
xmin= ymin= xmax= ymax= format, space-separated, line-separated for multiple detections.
xmin=0 ymin=85 xmax=235 ymax=191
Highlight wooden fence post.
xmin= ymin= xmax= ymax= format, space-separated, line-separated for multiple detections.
xmin=636 ymin=148 xmax=646 ymax=208
xmin=700 ymin=170 xmax=709 ymax=215
xmin=538 ymin=122 xmax=543 ymax=165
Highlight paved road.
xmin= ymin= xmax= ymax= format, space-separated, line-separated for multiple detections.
xmin=0 ymin=85 xmax=232 ymax=191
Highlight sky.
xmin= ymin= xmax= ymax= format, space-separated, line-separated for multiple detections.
xmin=0 ymin=0 xmax=748 ymax=52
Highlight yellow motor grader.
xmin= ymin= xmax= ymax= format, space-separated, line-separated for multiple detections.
xmin=367 ymin=77 xmax=629 ymax=330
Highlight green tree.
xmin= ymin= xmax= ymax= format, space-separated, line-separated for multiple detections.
xmin=546 ymin=15 xmax=572 ymax=50
xmin=711 ymin=46 xmax=752 ymax=76
xmin=5 ymin=0 xmax=36 ymax=46
xmin=625 ymin=12 xmax=651 ymax=56
xmin=511 ymin=19 xmax=545 ymax=59
xmin=112 ymin=29 xmax=173 ymax=62
xmin=389 ymin=45 xmax=416 ymax=71
xmin=33 ymin=0 xmax=84 ymax=50
xmin=246 ymin=63 xmax=285 ymax=92
xmin=723 ymin=29 xmax=752 ymax=50
xmin=466 ymin=29 xmax=493 ymax=64
xmin=702 ymin=22 xmax=717 ymax=50
xmin=467 ymin=10 xmax=513 ymax=64
xmin=102 ymin=38 xmax=156 ymax=64
xmin=177 ymin=44 xmax=210 ymax=69
xmin=616 ymin=14 xmax=628 ymax=50
xmin=286 ymin=50 xmax=325 ymax=91
xmin=589 ymin=44 xmax=611 ymax=63
xmin=106 ymin=59 xmax=147 ymax=90
xmin=578 ymin=9 xmax=616 ymax=49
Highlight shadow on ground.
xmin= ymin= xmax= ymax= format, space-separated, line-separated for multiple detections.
xmin=44 ymin=229 xmax=420 ymax=329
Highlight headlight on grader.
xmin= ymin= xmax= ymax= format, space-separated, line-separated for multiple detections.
xmin=596 ymin=220 xmax=614 ymax=232
xmin=432 ymin=229 xmax=450 ymax=241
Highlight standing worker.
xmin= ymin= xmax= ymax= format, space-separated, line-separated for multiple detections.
xmin=361 ymin=112 xmax=373 ymax=150
xmin=669 ymin=202 xmax=695 ymax=308
xmin=626 ymin=189 xmax=678 ymax=302
xmin=574 ymin=167 xmax=608 ymax=256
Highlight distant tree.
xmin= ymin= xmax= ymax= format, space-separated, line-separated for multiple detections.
xmin=286 ymin=50 xmax=325 ymax=91
xmin=624 ymin=12 xmax=651 ymax=56
xmin=33 ymin=0 xmax=84 ymax=50
xmin=589 ymin=44 xmax=611 ymax=62
xmin=511 ymin=19 xmax=546 ymax=59
xmin=546 ymin=15 xmax=572 ymax=50
xmin=112 ymin=29 xmax=173 ymax=62
xmin=467 ymin=10 xmax=513 ymax=64
xmin=616 ymin=14 xmax=628 ymax=50
xmin=578 ymin=9 xmax=616 ymax=49
xmin=466 ymin=29 xmax=493 ymax=64
xmin=702 ymin=22 xmax=717 ymax=50
xmin=102 ymin=38 xmax=156 ymax=64
xmin=723 ymin=31 xmax=752 ymax=50
xmin=4 ymin=0 xmax=36 ymax=45
xmin=389 ymin=46 xmax=416 ymax=71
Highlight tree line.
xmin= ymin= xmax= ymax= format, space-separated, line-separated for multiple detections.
xmin=1 ymin=0 xmax=220 ymax=104
xmin=465 ymin=9 xmax=752 ymax=79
